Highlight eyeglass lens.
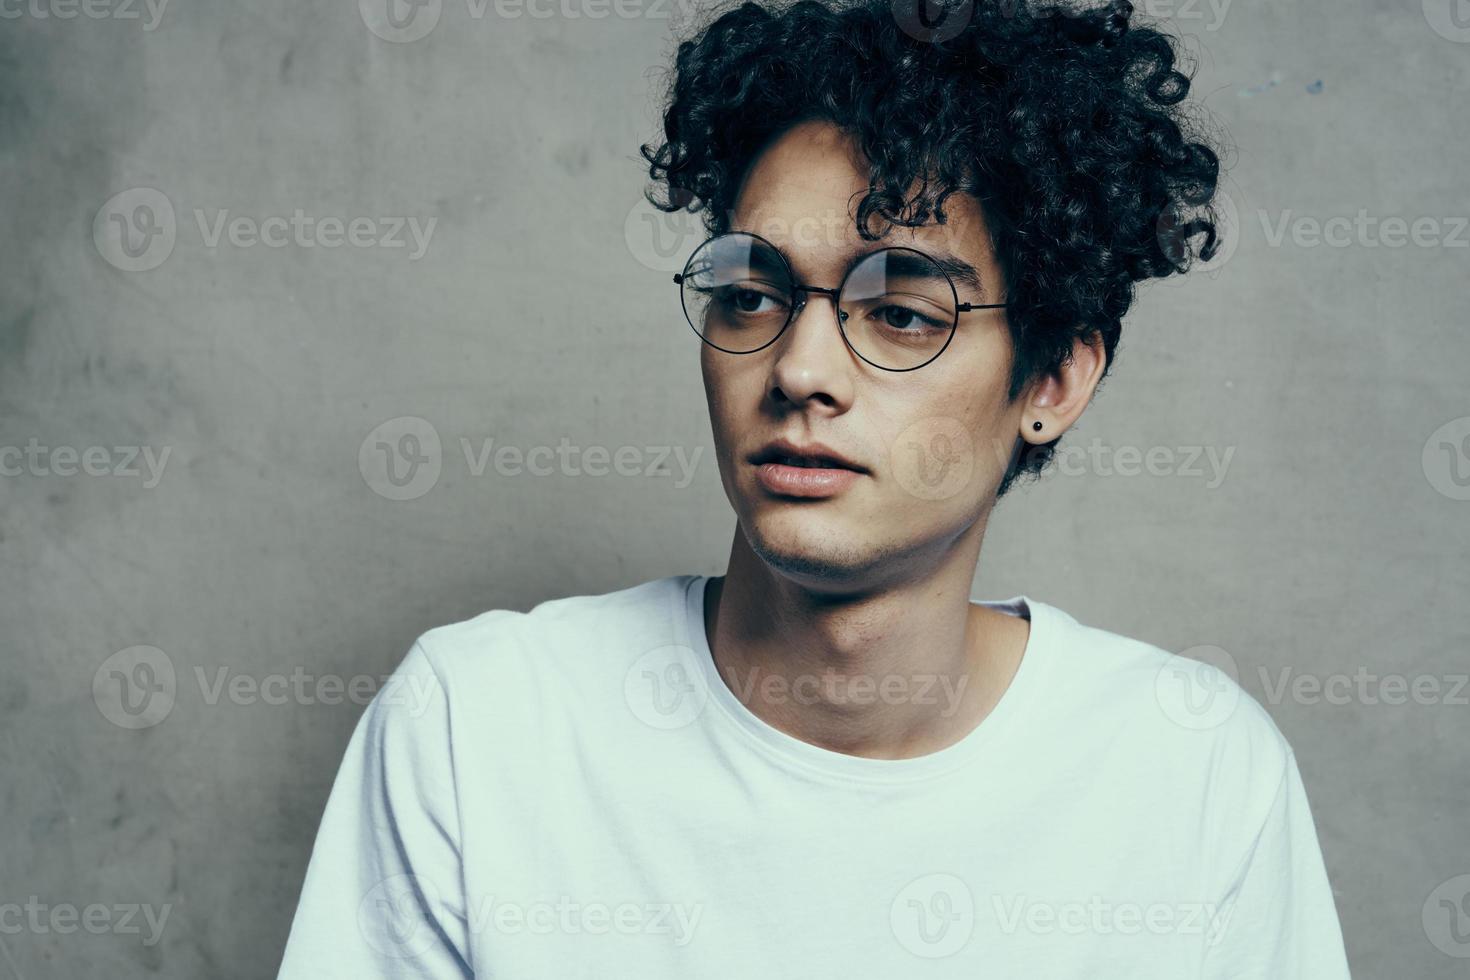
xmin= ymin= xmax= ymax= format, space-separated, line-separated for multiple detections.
xmin=680 ymin=233 xmax=958 ymax=371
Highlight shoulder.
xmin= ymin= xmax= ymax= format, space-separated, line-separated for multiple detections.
xmin=386 ymin=574 xmax=693 ymax=733
xmin=1033 ymin=599 xmax=1296 ymax=822
xmin=413 ymin=573 xmax=688 ymax=672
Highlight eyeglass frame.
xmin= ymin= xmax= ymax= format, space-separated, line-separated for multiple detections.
xmin=672 ymin=230 xmax=1008 ymax=373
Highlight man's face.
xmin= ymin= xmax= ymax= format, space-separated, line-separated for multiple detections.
xmin=701 ymin=118 xmax=1027 ymax=589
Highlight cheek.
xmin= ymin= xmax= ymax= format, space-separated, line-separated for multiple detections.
xmin=702 ymin=346 xmax=765 ymax=409
xmin=876 ymin=359 xmax=1015 ymax=504
xmin=701 ymin=349 xmax=762 ymax=461
xmin=700 ymin=348 xmax=730 ymax=425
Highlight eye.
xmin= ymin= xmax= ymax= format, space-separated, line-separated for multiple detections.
xmin=714 ymin=282 xmax=787 ymax=316
xmin=872 ymin=303 xmax=947 ymax=333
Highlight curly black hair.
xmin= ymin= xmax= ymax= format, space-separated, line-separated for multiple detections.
xmin=640 ymin=0 xmax=1227 ymax=496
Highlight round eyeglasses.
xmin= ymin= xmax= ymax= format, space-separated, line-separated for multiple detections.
xmin=673 ymin=231 xmax=1006 ymax=372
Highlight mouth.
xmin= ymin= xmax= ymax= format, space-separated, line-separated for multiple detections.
xmin=747 ymin=441 xmax=867 ymax=473
xmin=746 ymin=441 xmax=868 ymax=498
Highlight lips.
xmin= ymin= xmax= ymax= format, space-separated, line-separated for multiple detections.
xmin=746 ymin=438 xmax=868 ymax=499
xmin=761 ymin=453 xmax=848 ymax=469
xmin=764 ymin=455 xmax=834 ymax=467
xmin=747 ymin=439 xmax=867 ymax=473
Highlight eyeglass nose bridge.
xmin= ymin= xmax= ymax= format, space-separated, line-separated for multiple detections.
xmin=788 ymin=282 xmax=849 ymax=325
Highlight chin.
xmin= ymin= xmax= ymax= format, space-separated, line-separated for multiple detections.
xmin=742 ymin=510 xmax=892 ymax=584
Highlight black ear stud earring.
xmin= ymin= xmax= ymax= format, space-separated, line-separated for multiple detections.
xmin=1032 ymin=420 xmax=1044 ymax=431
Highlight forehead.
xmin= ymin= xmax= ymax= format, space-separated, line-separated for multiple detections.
xmin=729 ymin=118 xmax=993 ymax=273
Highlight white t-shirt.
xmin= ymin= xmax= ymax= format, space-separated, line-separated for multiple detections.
xmin=277 ymin=574 xmax=1351 ymax=979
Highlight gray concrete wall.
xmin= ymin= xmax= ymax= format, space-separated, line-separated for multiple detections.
xmin=1 ymin=0 xmax=1465 ymax=976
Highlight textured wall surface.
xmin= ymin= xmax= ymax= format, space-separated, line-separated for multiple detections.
xmin=1 ymin=0 xmax=1466 ymax=977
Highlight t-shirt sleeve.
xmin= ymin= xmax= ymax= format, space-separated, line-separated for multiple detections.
xmin=276 ymin=639 xmax=473 ymax=979
xmin=1201 ymin=748 xmax=1351 ymax=979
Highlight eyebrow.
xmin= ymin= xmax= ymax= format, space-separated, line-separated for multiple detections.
xmin=882 ymin=249 xmax=987 ymax=295
xmin=732 ymin=232 xmax=990 ymax=297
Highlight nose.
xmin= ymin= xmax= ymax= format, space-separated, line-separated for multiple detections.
xmin=768 ymin=287 xmax=855 ymax=411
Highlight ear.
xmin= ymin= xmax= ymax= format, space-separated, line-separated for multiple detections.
xmin=1019 ymin=331 xmax=1107 ymax=445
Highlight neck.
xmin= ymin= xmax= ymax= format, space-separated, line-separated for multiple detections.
xmin=703 ymin=525 xmax=1029 ymax=760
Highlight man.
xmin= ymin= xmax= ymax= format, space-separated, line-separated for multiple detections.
xmin=278 ymin=0 xmax=1352 ymax=976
